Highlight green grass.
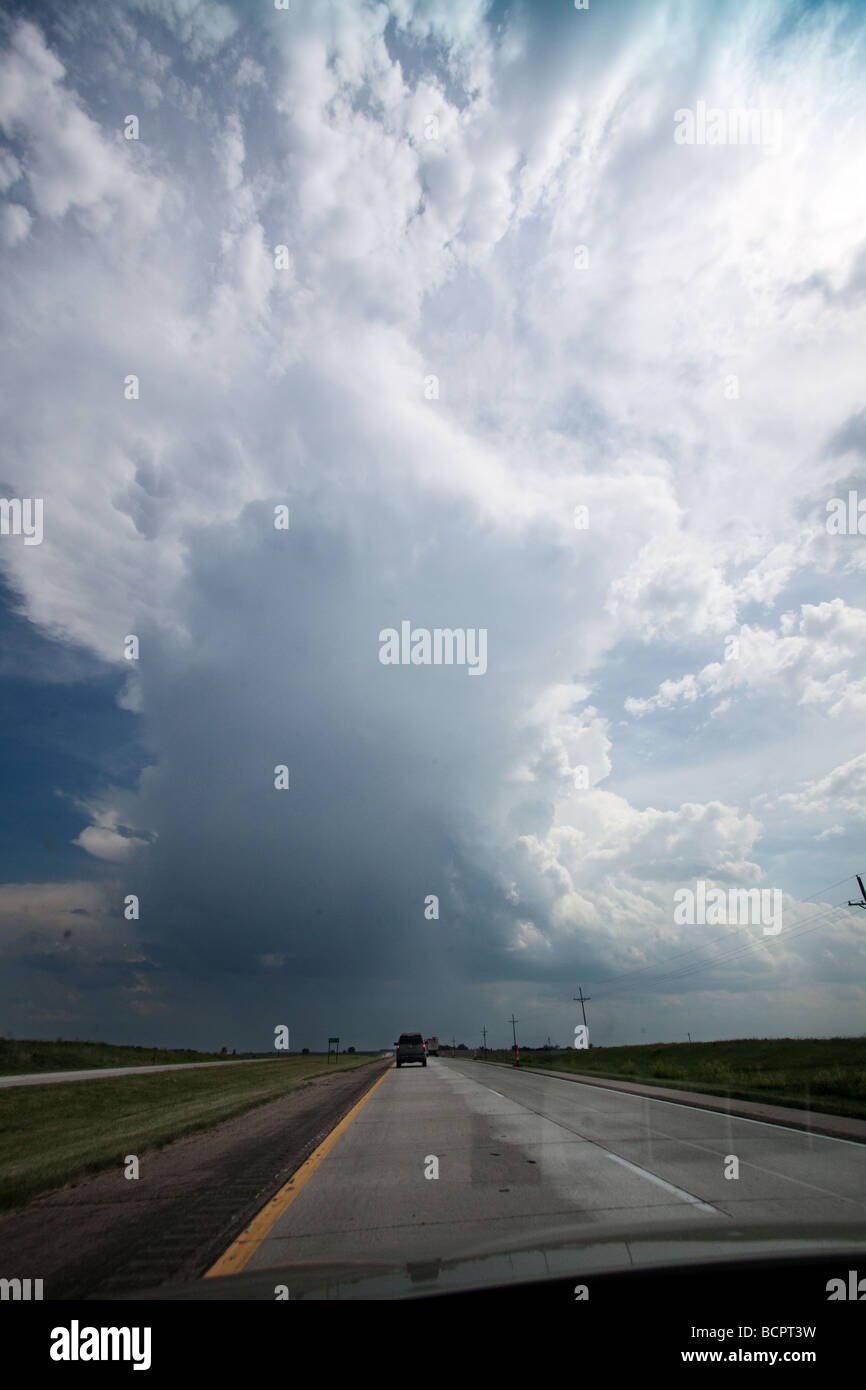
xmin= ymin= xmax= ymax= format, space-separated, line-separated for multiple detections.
xmin=474 ymin=1038 xmax=866 ymax=1122
xmin=0 ymin=1053 xmax=380 ymax=1210
xmin=0 ymin=1037 xmax=273 ymax=1075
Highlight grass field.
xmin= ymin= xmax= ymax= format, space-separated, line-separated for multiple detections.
xmin=0 ymin=1053 xmax=381 ymax=1210
xmin=0 ymin=1037 xmax=275 ymax=1074
xmin=474 ymin=1037 xmax=866 ymax=1121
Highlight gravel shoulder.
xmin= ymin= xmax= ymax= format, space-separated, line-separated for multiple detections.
xmin=0 ymin=1057 xmax=392 ymax=1299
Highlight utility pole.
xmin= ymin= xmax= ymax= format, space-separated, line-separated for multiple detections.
xmin=848 ymin=875 xmax=866 ymax=908
xmin=573 ymin=987 xmax=591 ymax=1028
xmin=452 ymin=1036 xmax=456 ymax=1056
xmin=509 ymin=1014 xmax=519 ymax=1065
xmin=481 ymin=1025 xmax=488 ymax=1054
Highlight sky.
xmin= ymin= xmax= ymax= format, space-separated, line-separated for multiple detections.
xmin=0 ymin=0 xmax=864 ymax=1054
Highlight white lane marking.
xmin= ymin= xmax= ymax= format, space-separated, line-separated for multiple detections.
xmin=484 ymin=1075 xmax=720 ymax=1212
xmin=607 ymin=1153 xmax=721 ymax=1215
xmin=490 ymin=1065 xmax=866 ymax=1149
xmin=470 ymin=1063 xmax=864 ymax=1207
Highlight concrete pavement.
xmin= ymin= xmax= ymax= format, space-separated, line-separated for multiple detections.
xmin=241 ymin=1055 xmax=866 ymax=1270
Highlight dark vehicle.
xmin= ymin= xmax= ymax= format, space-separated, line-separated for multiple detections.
xmin=395 ymin=1033 xmax=426 ymax=1067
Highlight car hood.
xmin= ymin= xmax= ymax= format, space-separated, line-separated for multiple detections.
xmin=113 ymin=1216 xmax=866 ymax=1300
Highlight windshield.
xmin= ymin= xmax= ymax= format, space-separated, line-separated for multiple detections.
xmin=0 ymin=0 xmax=864 ymax=1364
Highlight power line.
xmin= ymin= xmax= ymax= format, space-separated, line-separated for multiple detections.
xmin=598 ymin=901 xmax=844 ymax=996
xmin=642 ymin=908 xmax=841 ymax=988
xmin=586 ymin=872 xmax=864 ymax=995
xmin=592 ymin=897 xmax=851 ymax=1000
xmin=585 ymin=872 xmax=865 ymax=1001
xmin=654 ymin=898 xmax=855 ymax=986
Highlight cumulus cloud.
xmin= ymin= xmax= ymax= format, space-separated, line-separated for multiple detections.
xmin=625 ymin=601 xmax=866 ymax=718
xmin=762 ymin=753 xmax=866 ymax=822
xmin=0 ymin=20 xmax=165 ymax=228
xmin=1 ymin=1 xmax=865 ymax=1046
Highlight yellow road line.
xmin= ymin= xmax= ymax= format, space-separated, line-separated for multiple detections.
xmin=204 ymin=1064 xmax=393 ymax=1278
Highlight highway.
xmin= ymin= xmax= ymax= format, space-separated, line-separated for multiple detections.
xmin=0 ymin=1057 xmax=285 ymax=1088
xmin=2 ymin=1054 xmax=864 ymax=1298
xmin=0 ymin=1060 xmax=392 ymax=1298
xmin=237 ymin=1055 xmax=866 ymax=1271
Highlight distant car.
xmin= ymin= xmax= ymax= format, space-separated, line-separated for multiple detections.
xmin=395 ymin=1033 xmax=426 ymax=1067
xmin=425 ymin=1036 xmax=439 ymax=1056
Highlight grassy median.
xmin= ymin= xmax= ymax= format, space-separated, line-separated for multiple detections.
xmin=0 ymin=1054 xmax=381 ymax=1210
xmin=0 ymin=1037 xmax=272 ymax=1074
xmin=474 ymin=1037 xmax=866 ymax=1122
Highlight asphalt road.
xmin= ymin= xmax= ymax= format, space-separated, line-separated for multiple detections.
xmin=241 ymin=1055 xmax=866 ymax=1271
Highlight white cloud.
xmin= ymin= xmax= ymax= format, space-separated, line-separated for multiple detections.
xmin=0 ymin=22 xmax=165 ymax=228
xmin=626 ymin=601 xmax=866 ymax=717
xmin=0 ymin=202 xmax=31 ymax=245
xmin=71 ymin=807 xmax=155 ymax=862
xmin=816 ymin=824 xmax=845 ymax=841
xmin=1 ymin=4 xmax=865 ymax=1040
xmin=764 ymin=753 xmax=866 ymax=821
